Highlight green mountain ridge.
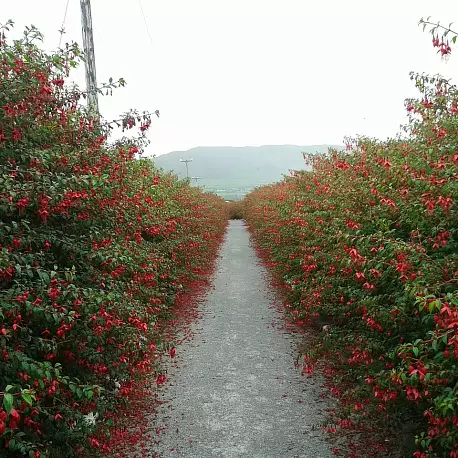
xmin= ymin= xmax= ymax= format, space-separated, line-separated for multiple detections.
xmin=153 ymin=144 xmax=342 ymax=200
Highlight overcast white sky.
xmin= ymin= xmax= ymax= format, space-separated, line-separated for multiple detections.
xmin=2 ymin=0 xmax=458 ymax=156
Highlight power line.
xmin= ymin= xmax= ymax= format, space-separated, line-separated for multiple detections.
xmin=138 ymin=0 xmax=154 ymax=48
xmin=58 ymin=0 xmax=71 ymax=48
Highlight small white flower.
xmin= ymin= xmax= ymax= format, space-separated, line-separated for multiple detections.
xmin=82 ymin=412 xmax=98 ymax=426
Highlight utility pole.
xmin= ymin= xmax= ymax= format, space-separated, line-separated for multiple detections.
xmin=180 ymin=158 xmax=193 ymax=179
xmin=80 ymin=0 xmax=99 ymax=116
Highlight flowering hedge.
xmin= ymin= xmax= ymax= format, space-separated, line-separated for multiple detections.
xmin=0 ymin=24 xmax=227 ymax=457
xmin=243 ymin=28 xmax=458 ymax=458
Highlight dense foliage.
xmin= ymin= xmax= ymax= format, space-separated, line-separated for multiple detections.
xmin=226 ymin=201 xmax=244 ymax=220
xmin=0 ymin=24 xmax=227 ymax=457
xmin=244 ymin=23 xmax=458 ymax=458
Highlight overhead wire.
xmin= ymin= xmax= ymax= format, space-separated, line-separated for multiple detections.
xmin=138 ymin=0 xmax=154 ymax=48
xmin=137 ymin=0 xmax=158 ymax=157
xmin=58 ymin=0 xmax=71 ymax=48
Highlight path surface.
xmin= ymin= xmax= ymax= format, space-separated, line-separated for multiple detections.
xmin=153 ymin=220 xmax=332 ymax=458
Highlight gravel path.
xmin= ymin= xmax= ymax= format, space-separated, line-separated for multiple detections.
xmin=153 ymin=220 xmax=332 ymax=458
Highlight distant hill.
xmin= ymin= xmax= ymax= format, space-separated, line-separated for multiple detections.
xmin=153 ymin=145 xmax=342 ymax=200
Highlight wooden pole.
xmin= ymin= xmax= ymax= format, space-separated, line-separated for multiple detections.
xmin=80 ymin=0 xmax=99 ymax=116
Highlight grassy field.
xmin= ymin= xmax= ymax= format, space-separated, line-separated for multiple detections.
xmin=189 ymin=178 xmax=276 ymax=201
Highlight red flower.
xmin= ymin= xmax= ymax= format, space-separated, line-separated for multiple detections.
xmin=51 ymin=78 xmax=65 ymax=87
xmin=38 ymin=208 xmax=50 ymax=224
xmin=16 ymin=197 xmax=30 ymax=213
xmin=9 ymin=409 xmax=20 ymax=430
xmin=0 ymin=410 xmax=6 ymax=435
xmin=11 ymin=127 xmax=22 ymax=142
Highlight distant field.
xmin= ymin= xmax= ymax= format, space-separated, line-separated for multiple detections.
xmin=190 ymin=178 xmax=278 ymax=200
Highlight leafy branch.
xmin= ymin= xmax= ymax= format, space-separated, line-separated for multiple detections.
xmin=419 ymin=17 xmax=458 ymax=41
xmin=419 ymin=17 xmax=457 ymax=57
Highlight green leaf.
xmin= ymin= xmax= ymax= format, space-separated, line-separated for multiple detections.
xmin=21 ymin=392 xmax=33 ymax=406
xmin=3 ymin=393 xmax=14 ymax=413
xmin=38 ymin=270 xmax=50 ymax=284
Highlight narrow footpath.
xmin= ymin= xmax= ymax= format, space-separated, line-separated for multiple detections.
xmin=153 ymin=220 xmax=332 ymax=458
